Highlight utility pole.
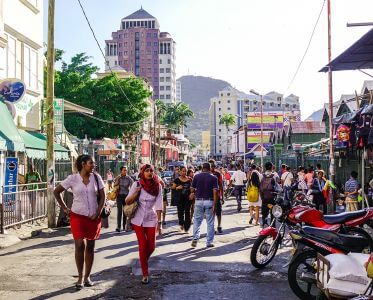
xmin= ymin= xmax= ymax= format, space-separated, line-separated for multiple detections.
xmin=46 ymin=0 xmax=56 ymax=228
xmin=327 ymin=0 xmax=335 ymax=211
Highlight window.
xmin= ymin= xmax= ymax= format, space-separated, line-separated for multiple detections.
xmin=160 ymin=77 xmax=164 ymax=82
xmin=160 ymin=86 xmax=164 ymax=91
xmin=124 ymin=33 xmax=128 ymax=38
xmin=219 ymin=136 xmax=222 ymax=139
xmin=6 ymin=34 xmax=16 ymax=78
xmin=166 ymin=95 xmax=171 ymax=99
xmin=115 ymin=60 xmax=117 ymax=65
xmin=124 ymin=51 xmax=128 ymax=55
xmin=147 ymin=42 xmax=151 ymax=46
xmin=166 ymin=86 xmax=171 ymax=91
xmin=159 ymin=59 xmax=162 ymax=64
xmin=160 ymin=95 xmax=165 ymax=99
xmin=160 ymin=68 xmax=164 ymax=73
xmin=118 ymin=34 xmax=122 ymax=38
xmin=270 ymin=102 xmax=274 ymax=107
xmin=167 ymin=59 xmax=171 ymax=64
xmin=220 ymin=93 xmax=223 ymax=96
xmin=227 ymin=93 xmax=230 ymax=96
xmin=228 ymin=100 xmax=230 ymax=103
xmin=166 ymin=77 xmax=171 ymax=82
xmin=219 ymin=150 xmax=222 ymax=153
xmin=124 ymin=42 xmax=127 ymax=46
xmin=154 ymin=59 xmax=157 ymax=64
xmin=154 ymin=33 xmax=157 ymax=38
xmin=219 ymin=115 xmax=221 ymax=118
xmin=166 ymin=68 xmax=171 ymax=73
xmin=218 ymin=107 xmax=221 ymax=111
xmin=119 ymin=61 xmax=122 ymax=65
xmin=154 ymin=51 xmax=158 ymax=55
xmin=219 ymin=129 xmax=221 ymax=132
xmin=23 ymin=44 xmax=38 ymax=91
xmin=118 ymin=52 xmax=122 ymax=56
xmin=278 ymin=103 xmax=281 ymax=107
xmin=293 ymin=104 xmax=297 ymax=108
xmin=277 ymin=97 xmax=281 ymax=101
xmin=154 ymin=42 xmax=158 ymax=46
xmin=124 ymin=60 xmax=128 ymax=65
xmin=227 ymin=107 xmax=231 ymax=110
xmin=119 ymin=43 xmax=122 ymax=48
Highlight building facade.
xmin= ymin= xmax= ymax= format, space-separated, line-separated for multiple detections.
xmin=176 ymin=79 xmax=182 ymax=102
xmin=159 ymin=32 xmax=176 ymax=103
xmin=209 ymin=87 xmax=301 ymax=158
xmin=105 ymin=8 xmax=160 ymax=99
xmin=0 ymin=0 xmax=44 ymax=130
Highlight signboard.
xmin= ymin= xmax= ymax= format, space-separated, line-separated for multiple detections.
xmin=3 ymin=157 xmax=18 ymax=205
xmin=247 ymin=131 xmax=271 ymax=149
xmin=247 ymin=111 xmax=284 ymax=130
xmin=141 ymin=140 xmax=150 ymax=157
xmin=0 ymin=78 xmax=26 ymax=103
xmin=53 ymin=98 xmax=64 ymax=135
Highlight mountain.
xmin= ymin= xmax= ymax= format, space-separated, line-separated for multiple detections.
xmin=178 ymin=75 xmax=231 ymax=144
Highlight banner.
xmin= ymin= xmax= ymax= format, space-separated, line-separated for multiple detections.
xmin=247 ymin=131 xmax=271 ymax=149
xmin=141 ymin=140 xmax=150 ymax=157
xmin=3 ymin=157 xmax=18 ymax=205
xmin=247 ymin=111 xmax=284 ymax=130
xmin=0 ymin=78 xmax=26 ymax=103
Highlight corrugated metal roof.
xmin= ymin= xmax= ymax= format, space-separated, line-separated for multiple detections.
xmin=291 ymin=121 xmax=326 ymax=134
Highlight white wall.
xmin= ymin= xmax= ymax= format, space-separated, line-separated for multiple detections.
xmin=1 ymin=0 xmax=44 ymax=130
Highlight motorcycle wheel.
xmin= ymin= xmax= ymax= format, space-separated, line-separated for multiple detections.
xmin=288 ymin=250 xmax=320 ymax=300
xmin=250 ymin=234 xmax=280 ymax=269
xmin=345 ymin=227 xmax=373 ymax=253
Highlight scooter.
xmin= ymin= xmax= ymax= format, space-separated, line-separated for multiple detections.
xmin=250 ymin=190 xmax=373 ymax=269
xmin=288 ymin=226 xmax=372 ymax=300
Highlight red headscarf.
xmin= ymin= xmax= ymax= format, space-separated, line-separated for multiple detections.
xmin=139 ymin=164 xmax=160 ymax=197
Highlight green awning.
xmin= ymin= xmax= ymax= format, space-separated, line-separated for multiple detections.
xmin=18 ymin=129 xmax=69 ymax=160
xmin=0 ymin=101 xmax=25 ymax=152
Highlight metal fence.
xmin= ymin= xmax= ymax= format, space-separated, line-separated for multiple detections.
xmin=1 ymin=182 xmax=47 ymax=233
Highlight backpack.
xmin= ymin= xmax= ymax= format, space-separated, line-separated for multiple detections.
xmin=247 ymin=184 xmax=259 ymax=202
xmin=260 ymin=174 xmax=275 ymax=201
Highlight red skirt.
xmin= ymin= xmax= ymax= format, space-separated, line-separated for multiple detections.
xmin=70 ymin=211 xmax=101 ymax=240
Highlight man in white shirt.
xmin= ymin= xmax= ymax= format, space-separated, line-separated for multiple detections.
xmin=230 ymin=165 xmax=247 ymax=212
xmin=281 ymin=166 xmax=294 ymax=187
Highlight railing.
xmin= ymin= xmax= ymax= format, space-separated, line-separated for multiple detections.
xmin=0 ymin=182 xmax=47 ymax=234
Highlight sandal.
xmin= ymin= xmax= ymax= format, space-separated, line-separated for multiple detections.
xmin=75 ymin=283 xmax=84 ymax=290
xmin=84 ymin=279 xmax=95 ymax=287
xmin=141 ymin=276 xmax=150 ymax=284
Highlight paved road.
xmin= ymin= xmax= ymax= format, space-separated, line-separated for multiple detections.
xmin=0 ymin=198 xmax=297 ymax=300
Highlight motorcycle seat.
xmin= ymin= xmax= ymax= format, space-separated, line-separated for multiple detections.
xmin=302 ymin=226 xmax=369 ymax=248
xmin=323 ymin=210 xmax=367 ymax=224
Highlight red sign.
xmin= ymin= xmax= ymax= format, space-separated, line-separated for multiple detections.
xmin=166 ymin=148 xmax=172 ymax=160
xmin=141 ymin=140 xmax=150 ymax=157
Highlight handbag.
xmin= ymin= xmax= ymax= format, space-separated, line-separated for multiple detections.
xmin=107 ymin=188 xmax=118 ymax=201
xmin=124 ymin=182 xmax=140 ymax=219
xmin=247 ymin=184 xmax=259 ymax=202
xmin=93 ymin=173 xmax=111 ymax=219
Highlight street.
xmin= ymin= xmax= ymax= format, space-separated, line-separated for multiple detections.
xmin=0 ymin=198 xmax=296 ymax=300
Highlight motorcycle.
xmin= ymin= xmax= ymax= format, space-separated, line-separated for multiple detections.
xmin=250 ymin=189 xmax=373 ymax=269
xmin=288 ymin=226 xmax=372 ymax=300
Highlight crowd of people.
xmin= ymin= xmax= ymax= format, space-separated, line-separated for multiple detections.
xmin=53 ymin=154 xmax=372 ymax=288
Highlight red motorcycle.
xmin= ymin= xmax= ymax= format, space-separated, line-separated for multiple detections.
xmin=250 ymin=191 xmax=373 ymax=269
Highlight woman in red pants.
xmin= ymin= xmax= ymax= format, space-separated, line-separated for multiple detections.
xmin=126 ymin=164 xmax=163 ymax=284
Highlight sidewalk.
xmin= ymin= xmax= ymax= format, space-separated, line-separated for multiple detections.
xmin=0 ymin=198 xmax=296 ymax=300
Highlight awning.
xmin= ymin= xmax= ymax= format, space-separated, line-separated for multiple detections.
xmin=320 ymin=28 xmax=373 ymax=72
xmin=18 ymin=129 xmax=69 ymax=160
xmin=0 ymin=101 xmax=25 ymax=151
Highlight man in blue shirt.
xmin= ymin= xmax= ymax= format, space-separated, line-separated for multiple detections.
xmin=190 ymin=162 xmax=218 ymax=248
xmin=345 ymin=171 xmax=360 ymax=212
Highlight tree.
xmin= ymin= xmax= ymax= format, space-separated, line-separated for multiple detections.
xmin=45 ymin=52 xmax=151 ymax=139
xmin=219 ymin=113 xmax=236 ymax=131
xmin=161 ymin=102 xmax=195 ymax=130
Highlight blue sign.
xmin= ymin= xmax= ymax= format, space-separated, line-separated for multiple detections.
xmin=4 ymin=157 xmax=18 ymax=205
xmin=0 ymin=79 xmax=26 ymax=103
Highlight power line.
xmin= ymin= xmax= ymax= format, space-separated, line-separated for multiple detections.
xmin=77 ymin=111 xmax=147 ymax=125
xmin=77 ymin=0 xmax=144 ymax=115
xmin=285 ymin=0 xmax=326 ymax=93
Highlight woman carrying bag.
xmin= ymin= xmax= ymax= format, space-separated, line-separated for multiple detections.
xmin=53 ymin=154 xmax=105 ymax=289
xmin=247 ymin=171 xmax=262 ymax=226
xmin=125 ymin=164 xmax=163 ymax=284
xmin=311 ymin=170 xmax=327 ymax=214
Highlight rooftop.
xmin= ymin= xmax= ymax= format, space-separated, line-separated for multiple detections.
xmin=123 ymin=7 xmax=156 ymax=20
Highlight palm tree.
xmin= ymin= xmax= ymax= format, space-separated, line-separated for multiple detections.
xmin=162 ymin=102 xmax=195 ymax=130
xmin=219 ymin=113 xmax=236 ymax=131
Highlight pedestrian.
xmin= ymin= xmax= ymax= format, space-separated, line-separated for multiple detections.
xmin=297 ymin=167 xmax=307 ymax=191
xmin=281 ymin=166 xmax=294 ymax=201
xmin=187 ymin=169 xmax=195 ymax=220
xmin=190 ymin=162 xmax=218 ymax=248
xmin=195 ymin=165 xmax=202 ymax=175
xmin=311 ymin=170 xmax=327 ymax=214
xmin=24 ymin=164 xmax=42 ymax=216
xmin=210 ymin=160 xmax=224 ymax=234
xmin=279 ymin=164 xmax=286 ymax=177
xmin=172 ymin=166 xmax=193 ymax=233
xmin=125 ymin=164 xmax=163 ymax=284
xmin=113 ymin=166 xmax=134 ymax=232
xmin=230 ymin=164 xmax=247 ymax=212
xmin=304 ymin=166 xmax=314 ymax=189
xmin=344 ymin=171 xmax=359 ymax=212
xmin=106 ymin=169 xmax=114 ymax=190
xmin=260 ymin=162 xmax=276 ymax=227
xmin=247 ymin=166 xmax=262 ymax=226
xmin=53 ymin=154 xmax=105 ymax=289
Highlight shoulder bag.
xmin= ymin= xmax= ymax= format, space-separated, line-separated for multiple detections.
xmin=124 ymin=182 xmax=140 ymax=219
xmin=93 ymin=173 xmax=111 ymax=219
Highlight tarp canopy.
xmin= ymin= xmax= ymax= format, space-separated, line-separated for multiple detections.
xmin=0 ymin=101 xmax=25 ymax=152
xmin=18 ymin=130 xmax=69 ymax=160
xmin=320 ymin=28 xmax=373 ymax=72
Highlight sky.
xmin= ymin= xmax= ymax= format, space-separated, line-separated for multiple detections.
xmin=44 ymin=0 xmax=373 ymax=119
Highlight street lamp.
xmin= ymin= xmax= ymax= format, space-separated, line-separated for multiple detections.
xmin=249 ymin=89 xmax=264 ymax=168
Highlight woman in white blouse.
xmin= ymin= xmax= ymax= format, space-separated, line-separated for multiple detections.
xmin=54 ymin=155 xmax=105 ymax=289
